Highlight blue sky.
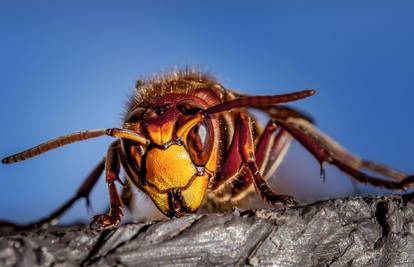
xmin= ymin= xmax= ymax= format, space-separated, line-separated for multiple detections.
xmin=1 ymin=1 xmax=413 ymax=224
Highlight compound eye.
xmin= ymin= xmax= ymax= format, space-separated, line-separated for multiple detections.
xmin=186 ymin=121 xmax=212 ymax=166
xmin=188 ymin=123 xmax=207 ymax=147
xmin=177 ymin=101 xmax=203 ymax=115
xmin=196 ymin=123 xmax=207 ymax=146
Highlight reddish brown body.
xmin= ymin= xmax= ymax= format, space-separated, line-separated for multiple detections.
xmin=2 ymin=70 xmax=414 ymax=230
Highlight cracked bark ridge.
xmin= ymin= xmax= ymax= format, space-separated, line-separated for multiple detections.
xmin=1 ymin=196 xmax=414 ymax=267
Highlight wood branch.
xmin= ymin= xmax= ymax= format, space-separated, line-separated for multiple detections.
xmin=1 ymin=195 xmax=414 ymax=266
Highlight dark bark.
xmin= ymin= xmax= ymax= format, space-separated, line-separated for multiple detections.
xmin=1 ymin=196 xmax=414 ymax=267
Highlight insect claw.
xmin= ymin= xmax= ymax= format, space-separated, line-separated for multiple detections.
xmin=90 ymin=207 xmax=123 ymax=231
xmin=281 ymin=196 xmax=298 ymax=207
xmin=400 ymin=175 xmax=414 ymax=191
xmin=320 ymin=162 xmax=326 ymax=183
xmin=85 ymin=197 xmax=95 ymax=215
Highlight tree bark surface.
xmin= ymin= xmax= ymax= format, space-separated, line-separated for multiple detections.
xmin=1 ymin=196 xmax=414 ymax=267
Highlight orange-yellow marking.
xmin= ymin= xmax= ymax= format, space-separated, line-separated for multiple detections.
xmin=145 ymin=144 xmax=197 ymax=191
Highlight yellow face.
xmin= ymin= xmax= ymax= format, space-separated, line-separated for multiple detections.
xmin=143 ymin=144 xmax=209 ymax=217
xmin=122 ymin=93 xmax=220 ymax=217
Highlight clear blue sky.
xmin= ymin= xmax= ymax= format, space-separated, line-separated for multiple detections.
xmin=1 ymin=1 xmax=413 ymax=224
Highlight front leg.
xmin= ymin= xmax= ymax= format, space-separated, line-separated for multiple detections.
xmin=229 ymin=120 xmax=293 ymax=200
xmin=212 ymin=112 xmax=295 ymax=205
xmin=90 ymin=140 xmax=125 ymax=230
xmin=236 ymin=113 xmax=296 ymax=205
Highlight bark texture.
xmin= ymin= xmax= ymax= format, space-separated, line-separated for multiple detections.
xmin=1 ymin=196 xmax=414 ymax=267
